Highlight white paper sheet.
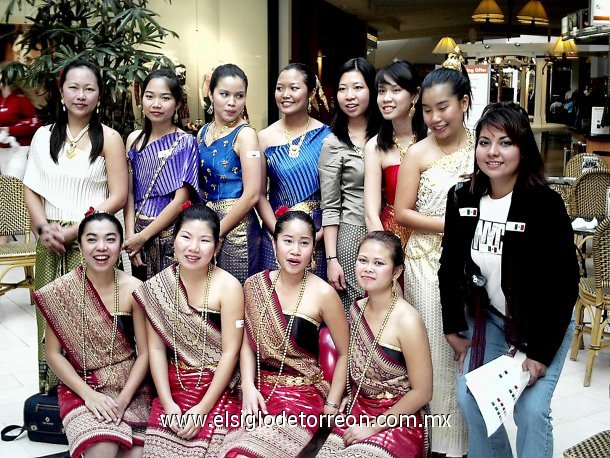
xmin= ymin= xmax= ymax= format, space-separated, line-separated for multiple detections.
xmin=465 ymin=351 xmax=531 ymax=437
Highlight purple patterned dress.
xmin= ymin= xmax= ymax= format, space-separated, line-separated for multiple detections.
xmin=128 ymin=131 xmax=200 ymax=280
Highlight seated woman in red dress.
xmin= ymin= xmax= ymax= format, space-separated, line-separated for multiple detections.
xmin=318 ymin=231 xmax=432 ymax=458
xmin=221 ymin=210 xmax=349 ymax=458
xmin=36 ymin=210 xmax=152 ymax=458
xmin=133 ymin=203 xmax=244 ymax=457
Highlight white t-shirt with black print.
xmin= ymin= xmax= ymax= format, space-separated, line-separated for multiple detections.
xmin=470 ymin=192 xmax=513 ymax=315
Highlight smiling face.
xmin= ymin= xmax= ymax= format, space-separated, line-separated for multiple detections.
xmin=211 ymin=75 xmax=247 ymax=124
xmin=376 ymin=75 xmax=416 ymax=122
xmin=142 ymin=77 xmax=179 ymax=125
xmin=272 ymin=219 xmax=315 ymax=274
xmin=79 ymin=219 xmax=121 ymax=273
xmin=355 ymin=239 xmax=400 ymax=294
xmin=275 ymin=68 xmax=311 ymax=116
xmin=173 ymin=219 xmax=216 ymax=272
xmin=337 ymin=70 xmax=370 ymax=119
xmin=422 ymin=83 xmax=469 ymax=140
xmin=476 ymin=124 xmax=521 ymax=191
xmin=60 ymin=66 xmax=100 ymax=119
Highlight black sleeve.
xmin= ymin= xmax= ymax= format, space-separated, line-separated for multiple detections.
xmin=439 ymin=185 xmax=469 ymax=335
xmin=525 ymin=190 xmax=579 ymax=366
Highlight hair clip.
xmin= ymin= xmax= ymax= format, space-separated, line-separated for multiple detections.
xmin=442 ymin=53 xmax=464 ymax=72
xmin=181 ymin=200 xmax=192 ymax=211
xmin=274 ymin=206 xmax=290 ymax=217
xmin=84 ymin=207 xmax=95 ymax=217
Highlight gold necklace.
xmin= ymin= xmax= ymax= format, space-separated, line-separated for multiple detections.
xmin=435 ymin=136 xmax=460 ymax=156
xmin=80 ymin=266 xmax=119 ymax=390
xmin=172 ymin=262 xmax=213 ymax=390
xmin=210 ymin=119 xmax=237 ymax=142
xmin=392 ymin=132 xmax=416 ymax=161
xmin=285 ymin=117 xmax=311 ymax=158
xmin=345 ymin=292 xmax=399 ymax=415
xmin=65 ymin=124 xmax=90 ymax=159
xmin=256 ymin=269 xmax=309 ymax=402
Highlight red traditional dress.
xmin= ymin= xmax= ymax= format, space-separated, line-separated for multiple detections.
xmin=221 ymin=270 xmax=330 ymax=458
xmin=380 ymin=164 xmax=412 ymax=249
xmin=317 ymin=301 xmax=430 ymax=458
xmin=133 ymin=264 xmax=240 ymax=457
xmin=34 ymin=266 xmax=152 ymax=458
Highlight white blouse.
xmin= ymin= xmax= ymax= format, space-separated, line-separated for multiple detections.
xmin=23 ymin=126 xmax=108 ymax=222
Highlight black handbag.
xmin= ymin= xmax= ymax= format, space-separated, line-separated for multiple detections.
xmin=0 ymin=392 xmax=68 ymax=445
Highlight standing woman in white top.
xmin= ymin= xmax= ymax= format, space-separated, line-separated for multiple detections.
xmin=23 ymin=58 xmax=128 ymax=392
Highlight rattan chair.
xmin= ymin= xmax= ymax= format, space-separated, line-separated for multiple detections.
xmin=563 ymin=430 xmax=610 ymax=457
xmin=564 ymin=153 xmax=609 ymax=178
xmin=569 ymin=216 xmax=610 ymax=386
xmin=0 ymin=175 xmax=36 ymax=303
xmin=549 ymin=183 xmax=575 ymax=215
xmin=570 ymin=169 xmax=610 ymax=218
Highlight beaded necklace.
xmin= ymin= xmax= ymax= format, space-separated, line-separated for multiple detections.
xmin=171 ymin=262 xmax=213 ymax=390
xmin=256 ymin=269 xmax=309 ymax=401
xmin=210 ymin=118 xmax=237 ymax=142
xmin=345 ymin=292 xmax=399 ymax=414
xmin=80 ymin=266 xmax=119 ymax=390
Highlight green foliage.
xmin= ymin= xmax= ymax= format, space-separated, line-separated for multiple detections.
xmin=2 ymin=0 xmax=178 ymax=138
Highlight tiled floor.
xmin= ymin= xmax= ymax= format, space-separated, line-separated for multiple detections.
xmin=1 ymin=127 xmax=609 ymax=457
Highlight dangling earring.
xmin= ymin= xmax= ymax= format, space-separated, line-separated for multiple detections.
xmin=310 ymin=253 xmax=317 ymax=271
xmin=173 ymin=110 xmax=179 ymax=123
xmin=96 ymin=103 xmax=100 ymax=115
xmin=213 ymin=253 xmax=217 ymax=265
xmin=408 ymin=100 xmax=416 ymax=118
xmin=307 ymin=98 xmax=312 ymax=113
xmin=391 ymin=278 xmax=397 ymax=296
xmin=207 ymin=104 xmax=214 ymax=115
xmin=61 ymin=99 xmax=66 ymax=112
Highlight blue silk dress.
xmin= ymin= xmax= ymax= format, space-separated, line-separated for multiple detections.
xmin=261 ymin=125 xmax=331 ymax=279
xmin=198 ymin=123 xmax=262 ymax=283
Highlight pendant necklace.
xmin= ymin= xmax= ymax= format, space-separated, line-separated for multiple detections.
xmin=392 ymin=132 xmax=416 ymax=161
xmin=285 ymin=117 xmax=311 ymax=158
xmin=348 ymin=128 xmax=365 ymax=160
xmin=66 ymin=124 xmax=90 ymax=159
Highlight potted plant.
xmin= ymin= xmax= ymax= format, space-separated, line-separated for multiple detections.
xmin=2 ymin=0 xmax=177 ymax=138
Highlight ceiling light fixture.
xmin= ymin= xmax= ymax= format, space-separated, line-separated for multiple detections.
xmin=472 ymin=0 xmax=505 ymax=24
xmin=547 ymin=37 xmax=579 ymax=58
xmin=517 ymin=0 xmax=549 ymax=26
xmin=432 ymin=36 xmax=458 ymax=54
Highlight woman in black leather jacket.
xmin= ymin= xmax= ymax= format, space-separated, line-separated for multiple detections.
xmin=439 ymin=102 xmax=578 ymax=458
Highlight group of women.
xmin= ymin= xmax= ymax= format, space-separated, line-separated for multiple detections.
xmin=22 ymin=52 xmax=578 ymax=458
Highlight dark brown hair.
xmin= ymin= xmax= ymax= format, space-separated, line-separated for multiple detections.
xmin=470 ymin=102 xmax=547 ymax=197
xmin=358 ymin=230 xmax=404 ymax=268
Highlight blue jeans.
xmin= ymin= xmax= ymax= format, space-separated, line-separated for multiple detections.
xmin=456 ymin=310 xmax=574 ymax=458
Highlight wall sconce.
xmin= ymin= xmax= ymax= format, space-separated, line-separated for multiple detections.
xmin=472 ymin=0 xmax=504 ymax=23
xmin=432 ymin=36 xmax=457 ymax=54
xmin=517 ymin=0 xmax=549 ymax=26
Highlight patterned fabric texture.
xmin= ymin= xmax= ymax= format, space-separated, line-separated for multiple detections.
xmin=336 ymin=222 xmax=366 ymax=311
xmin=34 ymin=224 xmax=83 ymax=393
xmin=220 ymin=270 xmax=327 ymax=457
xmin=206 ymin=199 xmax=262 ymax=284
xmin=34 ymin=266 xmax=152 ymax=457
xmin=403 ymin=131 xmax=474 ymax=456
xmin=134 ymin=265 xmax=240 ymax=456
